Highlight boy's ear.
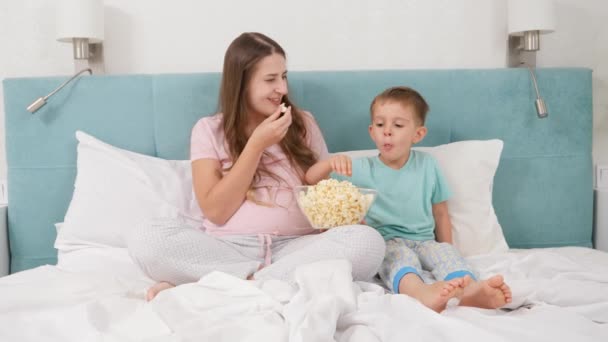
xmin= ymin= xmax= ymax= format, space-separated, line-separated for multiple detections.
xmin=413 ymin=126 xmax=428 ymax=144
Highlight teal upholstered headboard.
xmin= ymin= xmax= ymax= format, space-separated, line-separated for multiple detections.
xmin=3 ymin=68 xmax=593 ymax=273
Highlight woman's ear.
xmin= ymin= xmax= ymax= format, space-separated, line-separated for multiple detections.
xmin=413 ymin=126 xmax=428 ymax=144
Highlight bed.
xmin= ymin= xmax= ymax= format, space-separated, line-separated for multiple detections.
xmin=1 ymin=68 xmax=607 ymax=341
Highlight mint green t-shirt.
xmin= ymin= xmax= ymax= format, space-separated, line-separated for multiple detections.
xmin=332 ymin=151 xmax=451 ymax=241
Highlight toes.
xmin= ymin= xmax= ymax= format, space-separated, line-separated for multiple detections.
xmin=441 ymin=281 xmax=464 ymax=297
xmin=487 ymin=274 xmax=504 ymax=287
xmin=499 ymin=282 xmax=512 ymax=302
xmin=504 ymin=289 xmax=513 ymax=302
xmin=444 ymin=281 xmax=458 ymax=292
xmin=146 ymin=282 xmax=175 ymax=301
xmin=146 ymin=289 xmax=156 ymax=301
xmin=447 ymin=278 xmax=462 ymax=288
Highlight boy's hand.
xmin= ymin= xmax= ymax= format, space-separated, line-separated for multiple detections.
xmin=329 ymin=155 xmax=352 ymax=177
xmin=305 ymin=154 xmax=352 ymax=185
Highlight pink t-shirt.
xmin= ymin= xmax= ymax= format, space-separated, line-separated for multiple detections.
xmin=190 ymin=111 xmax=330 ymax=237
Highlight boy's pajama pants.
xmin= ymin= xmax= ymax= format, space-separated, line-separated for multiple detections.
xmin=379 ymin=238 xmax=477 ymax=293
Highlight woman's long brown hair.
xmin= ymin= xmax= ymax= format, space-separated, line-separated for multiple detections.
xmin=219 ymin=32 xmax=318 ymax=198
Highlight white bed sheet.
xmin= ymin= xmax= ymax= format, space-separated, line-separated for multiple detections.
xmin=1 ymin=246 xmax=607 ymax=342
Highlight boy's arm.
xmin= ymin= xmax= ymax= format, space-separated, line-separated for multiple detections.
xmin=432 ymin=201 xmax=453 ymax=244
xmin=305 ymin=155 xmax=352 ymax=185
xmin=304 ymin=159 xmax=333 ymax=185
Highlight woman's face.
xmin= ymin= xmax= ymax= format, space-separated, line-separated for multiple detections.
xmin=246 ymin=53 xmax=288 ymax=118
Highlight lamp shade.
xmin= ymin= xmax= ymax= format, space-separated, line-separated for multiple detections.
xmin=56 ymin=0 xmax=104 ymax=43
xmin=508 ymin=0 xmax=556 ymax=36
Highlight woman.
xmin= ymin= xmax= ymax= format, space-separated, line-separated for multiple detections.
xmin=128 ymin=32 xmax=385 ymax=301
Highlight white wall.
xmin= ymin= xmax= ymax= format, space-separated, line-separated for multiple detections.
xmin=0 ymin=0 xmax=606 ymax=180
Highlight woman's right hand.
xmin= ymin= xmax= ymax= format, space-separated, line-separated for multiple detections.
xmin=249 ymin=105 xmax=292 ymax=151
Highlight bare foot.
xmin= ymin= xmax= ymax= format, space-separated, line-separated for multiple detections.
xmin=146 ymin=281 xmax=175 ymax=301
xmin=400 ymin=274 xmax=465 ymax=313
xmin=460 ymin=275 xmax=512 ymax=309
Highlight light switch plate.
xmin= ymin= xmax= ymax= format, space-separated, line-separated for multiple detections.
xmin=597 ymin=164 xmax=608 ymax=189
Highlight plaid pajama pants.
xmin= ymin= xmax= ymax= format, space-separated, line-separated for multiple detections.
xmin=379 ymin=238 xmax=477 ymax=293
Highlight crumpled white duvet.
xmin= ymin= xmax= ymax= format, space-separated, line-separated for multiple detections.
xmin=1 ymin=247 xmax=607 ymax=342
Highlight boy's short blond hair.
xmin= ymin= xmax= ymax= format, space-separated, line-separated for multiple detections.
xmin=370 ymin=86 xmax=429 ymax=125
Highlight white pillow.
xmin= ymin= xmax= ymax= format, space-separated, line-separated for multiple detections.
xmin=336 ymin=140 xmax=508 ymax=256
xmin=55 ymin=131 xmax=204 ymax=252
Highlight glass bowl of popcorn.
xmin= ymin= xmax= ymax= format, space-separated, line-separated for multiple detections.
xmin=294 ymin=179 xmax=377 ymax=229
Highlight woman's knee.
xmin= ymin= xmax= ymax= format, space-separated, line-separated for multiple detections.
xmin=353 ymin=225 xmax=385 ymax=257
xmin=126 ymin=217 xmax=180 ymax=267
xmin=333 ymin=225 xmax=386 ymax=280
xmin=338 ymin=224 xmax=384 ymax=245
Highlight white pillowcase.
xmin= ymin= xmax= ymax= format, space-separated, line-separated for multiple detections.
xmin=55 ymin=131 xmax=204 ymax=252
xmin=337 ymin=140 xmax=509 ymax=256
xmin=57 ymin=132 xmax=506 ymax=257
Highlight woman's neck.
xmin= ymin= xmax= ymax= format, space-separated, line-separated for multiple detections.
xmin=244 ymin=111 xmax=266 ymax=137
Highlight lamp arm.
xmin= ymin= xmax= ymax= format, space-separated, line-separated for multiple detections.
xmin=526 ymin=65 xmax=549 ymax=118
xmin=43 ymin=68 xmax=92 ymax=100
xmin=526 ymin=65 xmax=542 ymax=100
xmin=26 ymin=68 xmax=93 ymax=113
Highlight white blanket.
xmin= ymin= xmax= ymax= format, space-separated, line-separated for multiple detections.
xmin=1 ymin=247 xmax=607 ymax=341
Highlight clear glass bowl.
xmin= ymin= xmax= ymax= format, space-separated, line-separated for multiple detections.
xmin=294 ymin=185 xmax=377 ymax=229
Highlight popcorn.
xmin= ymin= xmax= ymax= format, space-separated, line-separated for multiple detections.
xmin=296 ymin=179 xmax=376 ymax=229
xmin=280 ymin=103 xmax=287 ymax=113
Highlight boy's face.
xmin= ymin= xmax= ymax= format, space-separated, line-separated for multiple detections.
xmin=369 ymin=100 xmax=427 ymax=167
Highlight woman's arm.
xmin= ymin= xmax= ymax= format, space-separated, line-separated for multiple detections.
xmin=432 ymin=201 xmax=453 ymax=244
xmin=192 ymin=141 xmax=264 ymax=226
xmin=193 ymin=108 xmax=292 ymax=225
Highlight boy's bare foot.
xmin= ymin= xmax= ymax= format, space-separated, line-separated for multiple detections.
xmin=399 ymin=274 xmax=465 ymax=313
xmin=460 ymin=274 xmax=512 ymax=309
xmin=146 ymin=281 xmax=175 ymax=301
xmin=417 ymin=280 xmax=464 ymax=312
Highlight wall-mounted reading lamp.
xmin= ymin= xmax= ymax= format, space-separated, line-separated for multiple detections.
xmin=27 ymin=0 xmax=103 ymax=113
xmin=26 ymin=68 xmax=92 ymax=113
xmin=508 ymin=0 xmax=556 ymax=118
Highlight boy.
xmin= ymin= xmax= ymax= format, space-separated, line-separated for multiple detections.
xmin=305 ymin=86 xmax=512 ymax=313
